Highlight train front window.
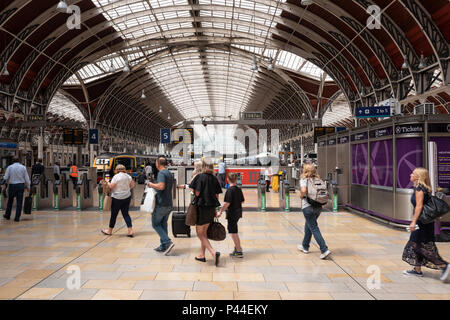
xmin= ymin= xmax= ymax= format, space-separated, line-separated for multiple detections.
xmin=115 ymin=158 xmax=134 ymax=171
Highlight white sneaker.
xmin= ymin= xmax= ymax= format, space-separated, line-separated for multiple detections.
xmin=320 ymin=250 xmax=331 ymax=259
xmin=440 ymin=264 xmax=449 ymax=282
xmin=297 ymin=244 xmax=309 ymax=254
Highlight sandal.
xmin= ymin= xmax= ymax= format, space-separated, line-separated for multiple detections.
xmin=127 ymin=234 xmax=134 ymax=238
xmin=101 ymin=229 xmax=112 ymax=236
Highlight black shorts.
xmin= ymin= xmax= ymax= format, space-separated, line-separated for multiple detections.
xmin=227 ymin=217 xmax=240 ymax=234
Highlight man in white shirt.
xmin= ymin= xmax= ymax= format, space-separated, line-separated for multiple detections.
xmin=264 ymin=166 xmax=273 ymax=192
xmin=145 ymin=162 xmax=153 ymax=180
xmin=3 ymin=157 xmax=31 ymax=221
xmin=218 ymin=160 xmax=226 ymax=188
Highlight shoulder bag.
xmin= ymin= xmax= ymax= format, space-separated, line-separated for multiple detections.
xmin=419 ymin=194 xmax=450 ymax=224
xmin=185 ymin=196 xmax=198 ymax=226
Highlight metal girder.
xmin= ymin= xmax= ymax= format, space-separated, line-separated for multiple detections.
xmin=9 ymin=37 xmax=56 ymax=94
xmin=400 ymin=0 xmax=449 ymax=84
xmin=183 ymin=119 xmax=319 ymax=126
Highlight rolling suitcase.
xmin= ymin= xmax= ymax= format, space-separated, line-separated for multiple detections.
xmin=24 ymin=194 xmax=32 ymax=215
xmin=137 ymin=174 xmax=146 ymax=184
xmin=171 ymin=187 xmax=190 ymax=238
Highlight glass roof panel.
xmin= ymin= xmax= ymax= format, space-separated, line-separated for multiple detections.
xmin=48 ymin=92 xmax=87 ymax=123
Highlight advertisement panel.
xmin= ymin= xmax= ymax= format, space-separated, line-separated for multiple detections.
xmin=396 ymin=137 xmax=423 ymax=189
xmin=352 ymin=143 xmax=368 ymax=185
xmin=429 ymin=137 xmax=450 ymax=188
xmin=370 ymin=140 xmax=393 ymax=187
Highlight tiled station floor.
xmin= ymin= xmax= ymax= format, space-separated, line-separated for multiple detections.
xmin=0 ymin=186 xmax=448 ymax=300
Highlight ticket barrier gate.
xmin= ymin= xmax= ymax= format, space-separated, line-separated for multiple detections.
xmin=31 ymin=174 xmax=53 ymax=210
xmin=75 ymin=172 xmax=94 ymax=210
xmin=53 ymin=173 xmax=73 ymax=210
xmin=279 ymin=180 xmax=290 ymax=212
xmin=257 ymin=179 xmax=266 ymax=212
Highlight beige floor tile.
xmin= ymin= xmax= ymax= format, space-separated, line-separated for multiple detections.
xmin=193 ymin=281 xmax=238 ymax=291
xmin=415 ymin=294 xmax=450 ymax=300
xmin=155 ymin=272 xmax=212 ymax=281
xmin=0 ymin=287 xmax=26 ymax=299
xmin=2 ymin=278 xmax=42 ymax=288
xmin=17 ymin=288 xmax=64 ymax=300
xmin=15 ymin=270 xmax=54 ymax=279
xmin=140 ymin=290 xmax=186 ymax=300
xmin=83 ymin=280 xmax=136 ymax=290
xmin=279 ymin=292 xmax=333 ymax=300
xmin=119 ymin=272 xmax=156 ymax=281
xmin=213 ymin=273 xmax=265 ymax=282
xmin=185 ymin=291 xmax=234 ymax=300
xmin=234 ymin=291 xmax=280 ymax=300
xmin=134 ymin=265 xmax=174 ymax=272
xmin=92 ymin=289 xmax=143 ymax=300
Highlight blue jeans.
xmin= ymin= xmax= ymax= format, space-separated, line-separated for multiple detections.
xmin=302 ymin=206 xmax=328 ymax=254
xmin=5 ymin=183 xmax=25 ymax=220
xmin=152 ymin=206 xmax=172 ymax=246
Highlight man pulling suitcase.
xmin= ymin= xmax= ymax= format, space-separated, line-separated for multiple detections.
xmin=147 ymin=156 xmax=175 ymax=255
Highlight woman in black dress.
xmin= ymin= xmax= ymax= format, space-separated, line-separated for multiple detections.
xmin=189 ymin=161 xmax=222 ymax=266
xmin=402 ymin=167 xmax=449 ymax=281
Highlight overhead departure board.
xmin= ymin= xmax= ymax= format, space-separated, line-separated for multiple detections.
xmin=63 ymin=129 xmax=84 ymax=145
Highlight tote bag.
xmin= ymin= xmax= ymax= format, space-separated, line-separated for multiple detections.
xmin=185 ymin=197 xmax=198 ymax=226
xmin=140 ymin=186 xmax=156 ymax=213
xmin=207 ymin=218 xmax=226 ymax=241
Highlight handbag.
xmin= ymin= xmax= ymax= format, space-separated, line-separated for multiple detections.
xmin=419 ymin=195 xmax=450 ymax=224
xmin=103 ymin=195 xmax=112 ymax=211
xmin=207 ymin=218 xmax=226 ymax=241
xmin=185 ymin=196 xmax=198 ymax=226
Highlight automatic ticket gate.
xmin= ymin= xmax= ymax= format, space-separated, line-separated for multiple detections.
xmin=53 ymin=173 xmax=73 ymax=210
xmin=279 ymin=179 xmax=290 ymax=212
xmin=31 ymin=173 xmax=53 ymax=210
xmin=257 ymin=179 xmax=266 ymax=212
xmin=75 ymin=169 xmax=95 ymax=210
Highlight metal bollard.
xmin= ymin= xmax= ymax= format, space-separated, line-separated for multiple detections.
xmin=53 ymin=181 xmax=60 ymax=210
xmin=331 ymin=180 xmax=338 ymax=213
xmin=258 ymin=180 xmax=266 ymax=212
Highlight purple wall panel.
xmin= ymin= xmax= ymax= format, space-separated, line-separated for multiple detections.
xmin=352 ymin=143 xmax=368 ymax=185
xmin=370 ymin=140 xmax=393 ymax=187
xmin=396 ymin=137 xmax=423 ymax=189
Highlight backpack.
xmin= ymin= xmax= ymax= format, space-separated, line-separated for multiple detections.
xmin=306 ymin=177 xmax=329 ymax=207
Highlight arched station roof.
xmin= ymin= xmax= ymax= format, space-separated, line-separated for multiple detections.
xmin=0 ymin=0 xmax=448 ymax=141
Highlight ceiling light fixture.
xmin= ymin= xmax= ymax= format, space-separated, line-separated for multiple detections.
xmin=301 ymin=0 xmax=314 ymax=5
xmin=167 ymin=113 xmax=171 ymax=120
xmin=141 ymin=89 xmax=146 ymax=99
xmin=159 ymin=106 xmax=162 ymax=113
xmin=401 ymin=55 xmax=409 ymax=70
xmin=251 ymin=55 xmax=258 ymax=71
xmin=267 ymin=56 xmax=274 ymax=71
xmin=418 ymin=52 xmax=426 ymax=69
xmin=1 ymin=63 xmax=9 ymax=76
xmin=56 ymin=0 xmax=68 ymax=13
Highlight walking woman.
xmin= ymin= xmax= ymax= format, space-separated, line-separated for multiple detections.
xmin=189 ymin=161 xmax=222 ymax=266
xmin=101 ymin=164 xmax=135 ymax=237
xmin=298 ymin=164 xmax=331 ymax=259
xmin=402 ymin=168 xmax=449 ymax=281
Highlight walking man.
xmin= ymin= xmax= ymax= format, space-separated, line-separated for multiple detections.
xmin=218 ymin=159 xmax=226 ymax=188
xmin=147 ymin=156 xmax=175 ymax=255
xmin=3 ymin=157 xmax=30 ymax=222
xmin=53 ymin=161 xmax=61 ymax=181
xmin=69 ymin=162 xmax=78 ymax=187
xmin=144 ymin=162 xmax=153 ymax=180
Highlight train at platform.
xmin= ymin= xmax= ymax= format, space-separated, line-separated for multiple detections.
xmin=92 ymin=153 xmax=159 ymax=183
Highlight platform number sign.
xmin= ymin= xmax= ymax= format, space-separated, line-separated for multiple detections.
xmin=161 ymin=128 xmax=171 ymax=144
xmin=89 ymin=129 xmax=98 ymax=144
xmin=355 ymin=106 xmax=391 ymax=118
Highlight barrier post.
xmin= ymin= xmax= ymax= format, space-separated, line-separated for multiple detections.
xmin=284 ymin=180 xmax=290 ymax=212
xmin=332 ymin=181 xmax=338 ymax=213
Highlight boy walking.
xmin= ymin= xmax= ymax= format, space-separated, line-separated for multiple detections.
xmin=218 ymin=172 xmax=245 ymax=257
